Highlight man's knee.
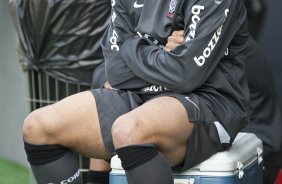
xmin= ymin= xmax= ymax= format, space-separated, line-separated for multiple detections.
xmin=112 ymin=115 xmax=148 ymax=148
xmin=23 ymin=108 xmax=54 ymax=144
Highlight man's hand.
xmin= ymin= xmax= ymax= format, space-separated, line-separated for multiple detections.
xmin=104 ymin=81 xmax=113 ymax=89
xmin=164 ymin=30 xmax=185 ymax=51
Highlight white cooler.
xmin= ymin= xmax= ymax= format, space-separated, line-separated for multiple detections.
xmin=110 ymin=132 xmax=263 ymax=184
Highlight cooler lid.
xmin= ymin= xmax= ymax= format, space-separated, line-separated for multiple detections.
xmin=111 ymin=133 xmax=263 ymax=172
xmin=186 ymin=132 xmax=263 ymax=172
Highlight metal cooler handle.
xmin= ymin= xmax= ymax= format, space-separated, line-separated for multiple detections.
xmin=174 ymin=178 xmax=195 ymax=184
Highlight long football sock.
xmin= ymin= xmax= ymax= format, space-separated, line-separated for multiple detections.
xmin=115 ymin=144 xmax=173 ymax=184
xmin=85 ymin=170 xmax=110 ymax=184
xmin=24 ymin=142 xmax=82 ymax=184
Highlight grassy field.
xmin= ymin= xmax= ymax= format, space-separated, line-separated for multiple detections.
xmin=0 ymin=158 xmax=30 ymax=184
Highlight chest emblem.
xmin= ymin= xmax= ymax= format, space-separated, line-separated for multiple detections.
xmin=167 ymin=0 xmax=178 ymax=19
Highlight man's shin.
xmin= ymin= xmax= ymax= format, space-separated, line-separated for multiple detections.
xmin=24 ymin=142 xmax=82 ymax=184
xmin=115 ymin=144 xmax=174 ymax=184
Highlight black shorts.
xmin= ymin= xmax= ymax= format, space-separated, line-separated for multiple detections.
xmin=91 ymin=88 xmax=223 ymax=171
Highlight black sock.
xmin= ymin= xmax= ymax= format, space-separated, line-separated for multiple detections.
xmin=85 ymin=170 xmax=110 ymax=184
xmin=24 ymin=141 xmax=82 ymax=184
xmin=115 ymin=144 xmax=173 ymax=184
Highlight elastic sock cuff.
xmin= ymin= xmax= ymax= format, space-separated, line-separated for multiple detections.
xmin=115 ymin=144 xmax=158 ymax=170
xmin=86 ymin=170 xmax=110 ymax=183
xmin=24 ymin=141 xmax=67 ymax=165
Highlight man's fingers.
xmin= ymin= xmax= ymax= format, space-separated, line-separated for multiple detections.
xmin=167 ymin=35 xmax=184 ymax=44
xmin=164 ymin=46 xmax=171 ymax=52
xmin=103 ymin=81 xmax=113 ymax=89
xmin=165 ymin=30 xmax=185 ymax=52
xmin=165 ymin=42 xmax=180 ymax=51
xmin=171 ymin=30 xmax=184 ymax=36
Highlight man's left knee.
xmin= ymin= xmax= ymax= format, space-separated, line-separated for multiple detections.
xmin=112 ymin=115 xmax=149 ymax=148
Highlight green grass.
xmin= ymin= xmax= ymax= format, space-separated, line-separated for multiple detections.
xmin=0 ymin=158 xmax=30 ymax=184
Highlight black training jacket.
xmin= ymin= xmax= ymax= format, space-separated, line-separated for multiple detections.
xmin=102 ymin=0 xmax=250 ymax=143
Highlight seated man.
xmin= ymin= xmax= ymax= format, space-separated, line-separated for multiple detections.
xmin=167 ymin=30 xmax=282 ymax=184
xmin=22 ymin=0 xmax=250 ymax=183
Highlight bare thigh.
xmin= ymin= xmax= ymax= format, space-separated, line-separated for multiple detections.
xmin=113 ymin=96 xmax=194 ymax=166
xmin=27 ymin=91 xmax=109 ymax=159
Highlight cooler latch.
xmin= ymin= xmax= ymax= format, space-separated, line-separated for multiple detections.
xmin=257 ymin=147 xmax=263 ymax=164
xmin=237 ymin=161 xmax=244 ymax=179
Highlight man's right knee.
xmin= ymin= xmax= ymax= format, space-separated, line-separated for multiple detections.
xmin=23 ymin=108 xmax=54 ymax=144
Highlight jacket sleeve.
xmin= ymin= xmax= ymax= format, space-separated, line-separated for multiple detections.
xmin=120 ymin=0 xmax=247 ymax=93
xmin=101 ymin=0 xmax=148 ymax=90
